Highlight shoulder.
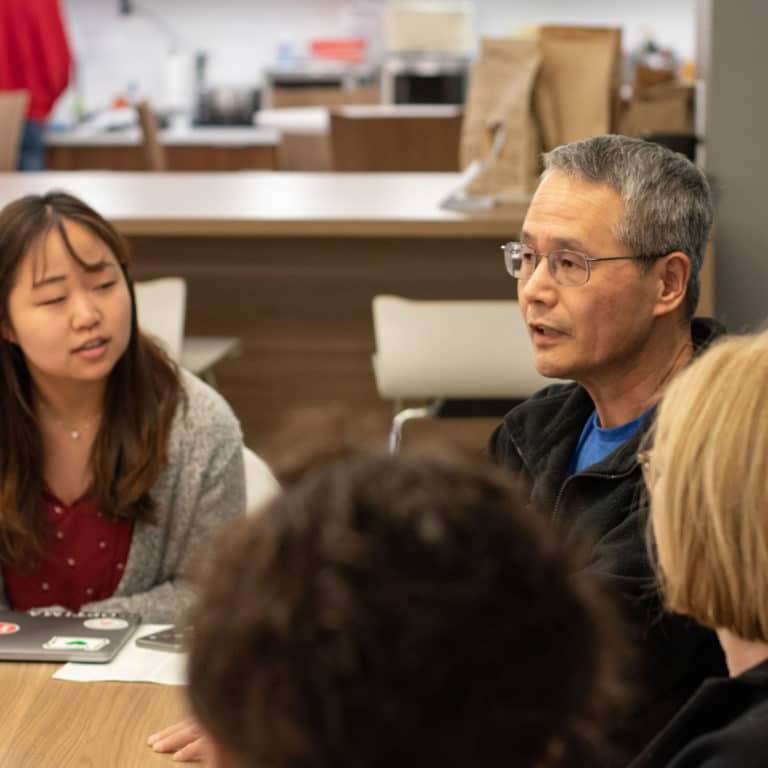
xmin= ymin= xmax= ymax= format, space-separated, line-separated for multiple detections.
xmin=681 ymin=714 xmax=768 ymax=768
xmin=489 ymin=382 xmax=584 ymax=460
xmin=177 ymin=370 xmax=241 ymax=434
xmin=650 ymin=674 xmax=768 ymax=768
xmin=169 ymin=370 xmax=243 ymax=457
xmin=501 ymin=381 xmax=588 ymax=433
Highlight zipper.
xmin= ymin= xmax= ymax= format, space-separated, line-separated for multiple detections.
xmin=508 ymin=432 xmax=532 ymax=476
xmin=553 ymin=463 xmax=638 ymax=524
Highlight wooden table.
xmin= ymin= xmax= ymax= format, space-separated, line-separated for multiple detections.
xmin=0 ymin=662 xmax=188 ymax=767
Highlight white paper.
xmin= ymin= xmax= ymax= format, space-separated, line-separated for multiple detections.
xmin=52 ymin=624 xmax=187 ymax=686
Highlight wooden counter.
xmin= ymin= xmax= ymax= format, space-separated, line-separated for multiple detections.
xmin=0 ymin=171 xmax=527 ymax=235
xmin=46 ymin=125 xmax=280 ymax=171
xmin=0 ymin=662 xmax=188 ymax=767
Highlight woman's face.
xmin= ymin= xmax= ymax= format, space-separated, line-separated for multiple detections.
xmin=3 ymin=220 xmax=132 ymax=388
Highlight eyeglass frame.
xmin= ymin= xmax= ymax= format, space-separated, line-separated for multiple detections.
xmin=501 ymin=240 xmax=646 ymax=287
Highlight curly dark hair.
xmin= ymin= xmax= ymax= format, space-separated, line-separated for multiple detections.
xmin=187 ymin=451 xmax=627 ymax=768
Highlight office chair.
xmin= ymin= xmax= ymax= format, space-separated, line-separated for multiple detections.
xmin=371 ymin=294 xmax=553 ymax=452
xmin=133 ymin=277 xmax=241 ymax=387
xmin=243 ymin=445 xmax=280 ymax=515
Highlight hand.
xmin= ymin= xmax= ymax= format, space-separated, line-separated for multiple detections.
xmin=147 ymin=718 xmax=206 ymax=762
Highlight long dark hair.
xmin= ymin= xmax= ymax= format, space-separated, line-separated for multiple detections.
xmin=0 ymin=191 xmax=183 ymax=567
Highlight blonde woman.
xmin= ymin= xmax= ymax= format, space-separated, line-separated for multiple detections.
xmin=632 ymin=331 xmax=768 ymax=766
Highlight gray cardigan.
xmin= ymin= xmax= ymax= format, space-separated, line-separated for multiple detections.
xmin=0 ymin=370 xmax=246 ymax=623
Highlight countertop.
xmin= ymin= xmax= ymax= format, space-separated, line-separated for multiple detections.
xmin=46 ymin=113 xmax=280 ymax=148
xmin=254 ymin=104 xmax=463 ymax=135
xmin=0 ymin=171 xmax=528 ymax=237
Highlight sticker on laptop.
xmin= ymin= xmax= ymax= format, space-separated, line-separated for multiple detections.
xmin=0 ymin=622 xmax=20 ymax=635
xmin=43 ymin=636 xmax=110 ymax=652
xmin=83 ymin=617 xmax=130 ymax=631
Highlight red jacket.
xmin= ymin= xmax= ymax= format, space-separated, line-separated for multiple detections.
xmin=0 ymin=0 xmax=72 ymax=121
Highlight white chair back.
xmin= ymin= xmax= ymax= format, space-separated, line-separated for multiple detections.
xmin=372 ymin=295 xmax=552 ymax=400
xmin=133 ymin=277 xmax=187 ymax=362
xmin=243 ymin=446 xmax=280 ymax=515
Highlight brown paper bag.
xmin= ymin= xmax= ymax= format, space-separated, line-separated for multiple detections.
xmin=459 ymin=37 xmax=542 ymax=197
xmin=536 ymin=26 xmax=622 ymax=149
xmin=621 ymin=80 xmax=694 ymax=137
xmin=633 ymin=63 xmax=676 ymax=91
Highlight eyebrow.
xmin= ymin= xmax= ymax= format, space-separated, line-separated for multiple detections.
xmin=519 ymin=231 xmax=589 ymax=252
xmin=32 ymin=275 xmax=66 ymax=289
xmin=32 ymin=260 xmax=115 ymax=289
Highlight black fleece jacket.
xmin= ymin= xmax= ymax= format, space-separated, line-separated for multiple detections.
xmin=488 ymin=317 xmax=729 ymax=761
xmin=630 ymin=659 xmax=768 ymax=767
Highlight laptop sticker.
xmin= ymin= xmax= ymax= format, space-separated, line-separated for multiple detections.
xmin=83 ymin=617 xmax=130 ymax=631
xmin=43 ymin=636 xmax=110 ymax=652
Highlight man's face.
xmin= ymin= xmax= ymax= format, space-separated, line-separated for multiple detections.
xmin=518 ymin=169 xmax=661 ymax=387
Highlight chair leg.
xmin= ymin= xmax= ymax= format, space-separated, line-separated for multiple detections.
xmin=388 ymin=399 xmax=444 ymax=454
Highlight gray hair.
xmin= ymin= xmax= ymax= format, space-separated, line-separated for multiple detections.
xmin=542 ymin=134 xmax=713 ymax=320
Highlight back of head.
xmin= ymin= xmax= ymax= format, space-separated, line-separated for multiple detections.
xmin=188 ymin=450 xmax=625 ymax=768
xmin=543 ymin=135 xmax=712 ymax=320
xmin=651 ymin=330 xmax=768 ymax=641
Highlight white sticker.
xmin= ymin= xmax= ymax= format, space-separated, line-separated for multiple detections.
xmin=43 ymin=636 xmax=110 ymax=652
xmin=83 ymin=617 xmax=129 ymax=631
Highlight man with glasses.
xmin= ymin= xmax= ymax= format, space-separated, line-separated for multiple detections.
xmin=489 ymin=134 xmax=727 ymax=761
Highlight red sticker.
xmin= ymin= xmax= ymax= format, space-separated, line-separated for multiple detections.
xmin=0 ymin=622 xmax=20 ymax=635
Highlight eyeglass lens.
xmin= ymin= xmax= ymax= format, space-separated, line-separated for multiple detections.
xmin=509 ymin=246 xmax=590 ymax=287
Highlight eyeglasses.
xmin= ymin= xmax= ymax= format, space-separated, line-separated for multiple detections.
xmin=637 ymin=449 xmax=654 ymax=487
xmin=501 ymin=241 xmax=642 ymax=287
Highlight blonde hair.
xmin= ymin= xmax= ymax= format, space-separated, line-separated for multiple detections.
xmin=650 ymin=330 xmax=768 ymax=641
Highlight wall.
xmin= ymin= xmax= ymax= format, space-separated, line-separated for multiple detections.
xmin=699 ymin=0 xmax=768 ymax=330
xmin=57 ymin=0 xmax=695 ymax=120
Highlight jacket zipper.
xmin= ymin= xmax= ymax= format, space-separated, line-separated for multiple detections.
xmin=553 ymin=464 xmax=639 ymax=523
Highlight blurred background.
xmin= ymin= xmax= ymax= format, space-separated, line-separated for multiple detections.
xmin=53 ymin=0 xmax=695 ymax=126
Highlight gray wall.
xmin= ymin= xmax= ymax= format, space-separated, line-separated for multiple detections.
xmin=700 ymin=0 xmax=768 ymax=330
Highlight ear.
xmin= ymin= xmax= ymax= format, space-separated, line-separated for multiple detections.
xmin=652 ymin=251 xmax=691 ymax=318
xmin=1 ymin=322 xmax=17 ymax=345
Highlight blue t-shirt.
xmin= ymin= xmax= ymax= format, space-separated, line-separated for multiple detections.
xmin=570 ymin=408 xmax=652 ymax=475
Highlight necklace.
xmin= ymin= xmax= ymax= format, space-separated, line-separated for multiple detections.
xmin=64 ymin=416 xmax=100 ymax=441
xmin=38 ymin=410 xmax=101 ymax=441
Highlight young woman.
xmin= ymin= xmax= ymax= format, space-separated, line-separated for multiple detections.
xmin=632 ymin=331 xmax=768 ymax=766
xmin=0 ymin=191 xmax=245 ymax=622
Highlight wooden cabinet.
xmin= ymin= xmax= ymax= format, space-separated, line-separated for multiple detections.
xmin=45 ymin=123 xmax=280 ymax=171
xmin=47 ymin=142 xmax=278 ymax=171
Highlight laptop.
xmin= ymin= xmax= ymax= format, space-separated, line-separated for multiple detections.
xmin=0 ymin=609 xmax=141 ymax=663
